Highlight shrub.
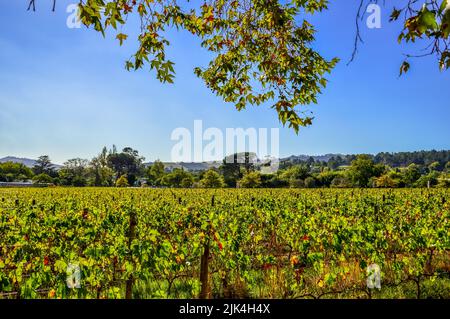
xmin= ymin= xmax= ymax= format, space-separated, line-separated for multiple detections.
xmin=116 ymin=175 xmax=130 ymax=187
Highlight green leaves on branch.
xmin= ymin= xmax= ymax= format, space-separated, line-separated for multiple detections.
xmin=77 ymin=0 xmax=338 ymax=133
xmin=394 ymin=1 xmax=450 ymax=74
xmin=399 ymin=61 xmax=410 ymax=76
xmin=116 ymin=33 xmax=128 ymax=46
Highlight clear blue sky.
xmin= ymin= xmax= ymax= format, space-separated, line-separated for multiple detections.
xmin=0 ymin=1 xmax=449 ymax=164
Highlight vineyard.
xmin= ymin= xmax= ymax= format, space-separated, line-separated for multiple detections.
xmin=0 ymin=188 xmax=449 ymax=299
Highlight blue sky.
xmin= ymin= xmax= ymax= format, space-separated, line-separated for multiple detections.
xmin=0 ymin=1 xmax=449 ymax=164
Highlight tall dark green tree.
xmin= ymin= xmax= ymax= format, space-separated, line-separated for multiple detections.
xmin=403 ymin=163 xmax=422 ymax=187
xmin=147 ymin=160 xmax=166 ymax=186
xmin=89 ymin=147 xmax=115 ymax=186
xmin=0 ymin=162 xmax=33 ymax=182
xmin=348 ymin=155 xmax=384 ymax=188
xmin=220 ymin=152 xmax=257 ymax=187
xmin=161 ymin=168 xmax=193 ymax=188
xmin=200 ymin=169 xmax=225 ymax=188
xmin=32 ymin=155 xmax=57 ymax=177
xmin=107 ymin=147 xmax=145 ymax=185
xmin=59 ymin=158 xmax=89 ymax=186
xmin=238 ymin=171 xmax=262 ymax=188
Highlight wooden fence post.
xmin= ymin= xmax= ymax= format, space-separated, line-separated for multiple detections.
xmin=199 ymin=196 xmax=215 ymax=299
xmin=125 ymin=211 xmax=136 ymax=299
xmin=199 ymin=240 xmax=210 ymax=299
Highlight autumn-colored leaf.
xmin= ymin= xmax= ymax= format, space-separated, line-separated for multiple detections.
xmin=116 ymin=33 xmax=128 ymax=46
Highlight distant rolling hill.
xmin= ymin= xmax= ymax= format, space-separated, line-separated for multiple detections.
xmin=281 ymin=154 xmax=342 ymax=163
xmin=0 ymin=156 xmax=37 ymax=167
xmin=144 ymin=161 xmax=222 ymax=172
xmin=0 ymin=156 xmax=61 ymax=169
xmin=4 ymin=150 xmax=446 ymax=172
xmin=1 ymin=154 xmax=339 ymax=172
xmin=144 ymin=154 xmax=343 ymax=172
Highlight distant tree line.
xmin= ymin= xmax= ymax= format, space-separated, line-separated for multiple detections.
xmin=0 ymin=146 xmax=145 ymax=187
xmin=0 ymin=149 xmax=449 ymax=188
xmin=312 ymin=150 xmax=450 ymax=171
